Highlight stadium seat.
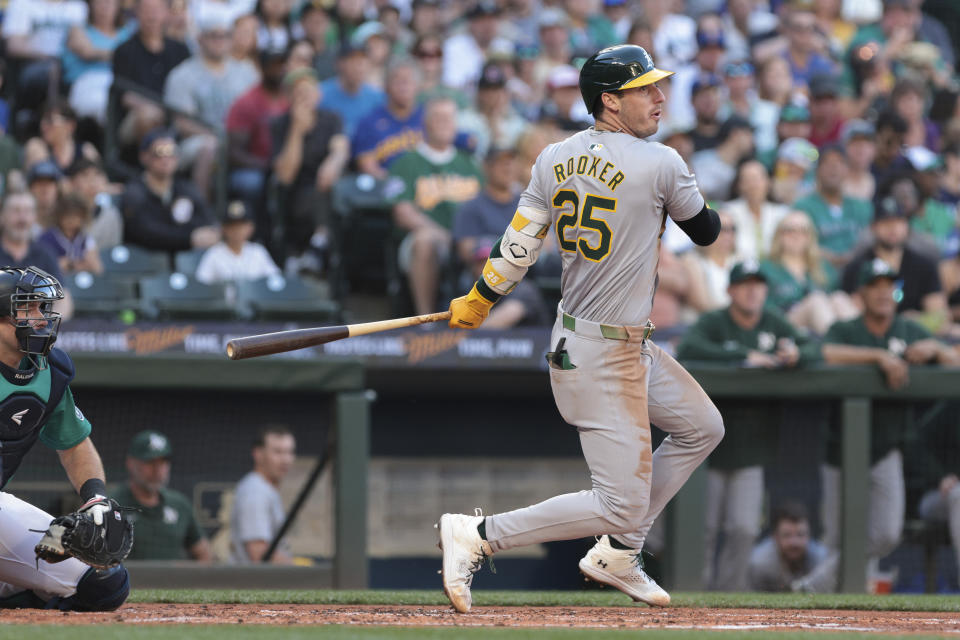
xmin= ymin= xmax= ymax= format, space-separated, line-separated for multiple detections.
xmin=138 ymin=272 xmax=235 ymax=320
xmin=235 ymin=274 xmax=340 ymax=322
xmin=174 ymin=249 xmax=207 ymax=277
xmin=100 ymin=245 xmax=170 ymax=279
xmin=330 ymin=174 xmax=396 ymax=298
xmin=68 ymin=271 xmax=138 ymax=318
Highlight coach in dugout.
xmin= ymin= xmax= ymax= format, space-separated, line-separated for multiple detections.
xmin=113 ymin=430 xmax=212 ymax=562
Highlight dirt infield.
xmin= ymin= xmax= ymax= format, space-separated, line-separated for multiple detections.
xmin=3 ymin=604 xmax=960 ymax=633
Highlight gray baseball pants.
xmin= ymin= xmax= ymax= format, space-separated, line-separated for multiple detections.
xmin=484 ymin=315 xmax=724 ymax=553
xmin=919 ymin=484 xmax=960 ymax=579
xmin=703 ymin=465 xmax=764 ymax=591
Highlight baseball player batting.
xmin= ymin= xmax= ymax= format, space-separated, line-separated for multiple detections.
xmin=437 ymin=45 xmax=725 ymax=613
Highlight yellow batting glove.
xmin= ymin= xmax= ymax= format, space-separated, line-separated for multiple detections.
xmin=449 ymin=284 xmax=495 ymax=329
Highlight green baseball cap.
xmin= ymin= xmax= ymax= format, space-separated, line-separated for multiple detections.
xmin=858 ymin=258 xmax=899 ymax=287
xmin=779 ymin=103 xmax=810 ymax=123
xmin=128 ymin=430 xmax=172 ymax=460
xmin=729 ymin=260 xmax=767 ymax=285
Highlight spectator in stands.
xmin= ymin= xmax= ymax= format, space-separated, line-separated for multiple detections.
xmin=410 ymin=0 xmax=443 ymax=41
xmin=872 ymin=110 xmax=911 ymax=189
xmin=807 ymin=74 xmax=845 ymax=148
xmin=114 ymin=430 xmax=212 ymax=562
xmin=821 ymin=259 xmax=959 ymax=590
xmin=225 ymin=48 xmax=291 ymax=207
xmin=28 ymin=161 xmax=63 ymax=230
xmin=24 ymin=103 xmax=101 ymax=177
xmin=939 ymin=143 xmax=960 ymax=208
xmin=677 ymin=260 xmax=818 ymax=591
xmin=62 ymin=0 xmax=137 ymax=125
xmin=460 ymin=63 xmax=528 ymax=160
xmin=299 ymin=2 xmax=337 ymax=81
xmin=761 ymin=211 xmax=857 ymax=335
xmin=230 ymin=13 xmax=260 ymax=70
xmin=779 ymin=4 xmax=836 ymax=91
xmin=538 ymin=65 xmax=593 ymax=136
xmin=286 ymin=39 xmax=316 ymax=73
xmin=841 ymin=189 xmax=947 ymax=321
xmin=230 ymin=425 xmax=296 ymax=564
xmin=113 ymin=0 xmax=190 ymax=148
xmin=164 ymin=10 xmax=259 ymax=199
xmin=757 ymin=55 xmax=796 ymax=109
xmin=271 ymin=68 xmax=350 ymax=273
xmin=0 ymin=192 xmax=71 ymax=316
xmin=195 ymin=200 xmax=279 ymax=284
xmin=319 ymin=45 xmax=385 ymax=140
xmin=67 ymin=158 xmax=123 ymax=250
xmin=683 ymin=210 xmax=737 ymax=313
xmin=841 ymin=119 xmax=877 ymax=202
xmin=724 ymin=160 xmax=790 ymax=261
xmin=904 ymin=146 xmax=956 ymax=255
xmin=692 ymin=116 xmax=755 ymax=203
xmin=719 ymin=61 xmax=779 ymax=155
xmin=771 ymin=137 xmax=819 ymax=205
xmin=122 ymin=129 xmax=220 ymax=253
xmin=794 ymin=144 xmax=873 ymax=267
xmin=670 ymin=18 xmax=728 ymax=133
xmin=255 ymin=0 xmax=298 ymax=53
xmin=564 ymin=0 xmax=617 ymax=59
xmin=689 ymin=73 xmax=723 ymax=152
xmin=38 ymin=194 xmax=103 ymax=276
xmin=758 ymin=103 xmax=812 ymax=171
xmin=1 ymin=0 xmax=89 ymax=113
xmin=749 ymin=501 xmax=831 ymax=593
xmin=643 ymin=0 xmax=697 ymax=73
xmin=722 ymin=0 xmax=778 ymax=63
xmin=649 ymin=245 xmax=691 ymax=331
xmin=389 ymin=97 xmax=482 ymax=315
xmin=603 ymin=0 xmax=631 ymax=43
xmin=892 ymin=76 xmax=940 ymax=152
xmin=452 ymin=147 xmax=519 ymax=271
xmin=532 ymin=9 xmax=572 ymax=94
xmin=352 ymin=58 xmax=423 ymax=180
xmin=442 ymin=0 xmax=513 ymax=92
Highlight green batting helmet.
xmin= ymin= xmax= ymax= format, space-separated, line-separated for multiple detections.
xmin=579 ymin=45 xmax=674 ymax=115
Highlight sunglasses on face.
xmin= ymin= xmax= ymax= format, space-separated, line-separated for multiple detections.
xmin=151 ymin=142 xmax=178 ymax=158
xmin=417 ymin=50 xmax=442 ymax=58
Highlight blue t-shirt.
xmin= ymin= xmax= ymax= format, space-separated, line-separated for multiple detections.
xmin=318 ymin=78 xmax=384 ymax=139
xmin=452 ymin=190 xmax=521 ymax=246
xmin=782 ymin=50 xmax=836 ymax=87
xmin=62 ymin=22 xmax=136 ymax=84
xmin=351 ymin=104 xmax=424 ymax=169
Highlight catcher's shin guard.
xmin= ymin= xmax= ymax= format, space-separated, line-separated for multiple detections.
xmin=49 ymin=565 xmax=130 ymax=611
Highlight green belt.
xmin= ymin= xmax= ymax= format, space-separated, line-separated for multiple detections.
xmin=561 ymin=312 xmax=654 ymax=341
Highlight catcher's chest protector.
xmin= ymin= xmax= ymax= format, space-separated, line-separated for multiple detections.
xmin=0 ymin=348 xmax=73 ymax=488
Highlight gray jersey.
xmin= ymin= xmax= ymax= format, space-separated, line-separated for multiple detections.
xmin=519 ymin=128 xmax=704 ymax=325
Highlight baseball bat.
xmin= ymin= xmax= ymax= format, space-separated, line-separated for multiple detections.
xmin=225 ymin=310 xmax=452 ymax=360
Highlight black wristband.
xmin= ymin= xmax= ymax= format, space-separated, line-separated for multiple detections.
xmin=79 ymin=478 xmax=107 ymax=502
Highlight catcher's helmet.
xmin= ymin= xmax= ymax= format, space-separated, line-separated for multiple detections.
xmin=0 ymin=266 xmax=64 ymax=364
xmin=580 ymin=45 xmax=674 ymax=115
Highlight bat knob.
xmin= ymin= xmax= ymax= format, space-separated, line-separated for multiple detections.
xmin=226 ymin=342 xmax=236 ymax=359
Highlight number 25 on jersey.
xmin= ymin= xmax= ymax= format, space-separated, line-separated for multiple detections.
xmin=554 ymin=190 xmax=616 ymax=262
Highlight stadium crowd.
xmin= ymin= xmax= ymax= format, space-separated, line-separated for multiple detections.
xmin=1 ymin=0 xmax=960 ymax=591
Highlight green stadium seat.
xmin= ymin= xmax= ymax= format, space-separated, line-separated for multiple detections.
xmin=174 ymin=249 xmax=207 ymax=276
xmin=68 ymin=271 xmax=138 ymax=318
xmin=101 ymin=245 xmax=170 ymax=278
xmin=138 ymin=272 xmax=235 ymax=320
xmin=235 ymin=274 xmax=340 ymax=322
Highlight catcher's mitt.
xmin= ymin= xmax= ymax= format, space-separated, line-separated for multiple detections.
xmin=34 ymin=498 xmax=133 ymax=569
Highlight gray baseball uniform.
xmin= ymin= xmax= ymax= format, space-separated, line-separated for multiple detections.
xmin=481 ymin=128 xmax=724 ymax=553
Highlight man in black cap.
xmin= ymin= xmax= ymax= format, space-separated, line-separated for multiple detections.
xmin=677 ymin=260 xmax=818 ymax=591
xmin=195 ymin=200 xmax=280 ymax=285
xmin=459 ymin=62 xmax=528 ymax=159
xmin=689 ymin=73 xmax=723 ymax=151
xmin=691 ymin=115 xmax=755 ymax=201
xmin=808 ymin=73 xmax=845 ymax=148
xmin=820 ymin=258 xmax=958 ymax=591
xmin=841 ymin=183 xmax=947 ymax=319
xmin=27 ymin=160 xmax=62 ymax=230
xmin=121 ymin=129 xmax=219 ymax=254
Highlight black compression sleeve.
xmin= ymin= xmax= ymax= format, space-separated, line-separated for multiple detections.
xmin=675 ymin=204 xmax=721 ymax=246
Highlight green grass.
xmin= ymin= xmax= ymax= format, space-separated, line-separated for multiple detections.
xmin=0 ymin=628 xmax=943 ymax=640
xmin=127 ymin=589 xmax=960 ymax=612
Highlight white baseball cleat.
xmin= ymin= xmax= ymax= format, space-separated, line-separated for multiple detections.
xmin=435 ymin=510 xmax=493 ymax=613
xmin=578 ymin=535 xmax=671 ymax=606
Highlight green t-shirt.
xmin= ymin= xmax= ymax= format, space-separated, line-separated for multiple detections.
xmin=388 ymin=147 xmax=482 ymax=231
xmin=676 ymin=308 xmax=821 ymax=469
xmin=761 ymin=258 xmax=838 ymax=312
xmin=910 ymin=198 xmax=956 ymax=255
xmin=112 ymin=485 xmax=205 ymax=560
xmin=823 ymin=315 xmax=932 ymax=465
xmin=792 ymin=192 xmax=873 ymax=255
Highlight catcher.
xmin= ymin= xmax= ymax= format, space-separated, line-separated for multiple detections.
xmin=0 ymin=266 xmax=131 ymax=610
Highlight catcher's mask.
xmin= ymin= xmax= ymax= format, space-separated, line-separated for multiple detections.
xmin=0 ymin=266 xmax=63 ymax=368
